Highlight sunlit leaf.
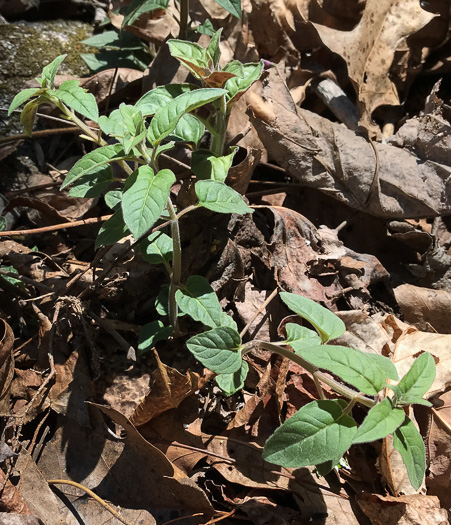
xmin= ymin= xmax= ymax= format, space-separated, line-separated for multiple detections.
xmin=148 ymin=88 xmax=226 ymax=144
xmin=263 ymin=400 xmax=357 ymax=468
xmin=216 ymin=360 xmax=248 ymax=396
xmin=191 ymin=147 xmax=237 ymax=183
xmin=61 ymin=144 xmax=126 ymax=189
xmin=49 ymin=79 xmax=99 ymax=122
xmin=353 ymin=398 xmax=405 ymax=444
xmin=279 ymin=292 xmax=345 ymax=342
xmin=122 ymin=166 xmax=175 ymax=238
xmin=393 ymin=416 xmax=426 ymax=490
xmin=186 ymin=326 xmax=242 ymax=374
xmin=195 ymin=180 xmax=253 ymax=214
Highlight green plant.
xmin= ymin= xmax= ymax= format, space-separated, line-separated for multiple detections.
xmin=9 ymin=32 xmax=434 ymax=492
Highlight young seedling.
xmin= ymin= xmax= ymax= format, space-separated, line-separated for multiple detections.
xmin=9 ymin=32 xmax=434 ymax=491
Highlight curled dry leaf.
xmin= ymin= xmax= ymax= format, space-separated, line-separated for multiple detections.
xmin=427 ymin=390 xmax=451 ymax=510
xmin=249 ymin=67 xmax=451 ymax=219
xmin=0 ymin=319 xmax=14 ymax=415
xmin=312 ymin=0 xmax=437 ymax=133
xmin=0 ymin=467 xmax=31 ymax=514
xmin=394 ymin=284 xmax=451 ymax=334
xmin=130 ymin=349 xmax=200 ymax=427
xmin=356 ymin=493 xmax=448 ymax=525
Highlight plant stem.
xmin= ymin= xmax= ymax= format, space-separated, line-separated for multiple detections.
xmin=167 ymin=198 xmax=182 ymax=336
xmin=246 ymin=341 xmax=376 ymax=408
xmin=179 ymin=0 xmax=189 ymax=39
xmin=60 ymin=102 xmax=134 ymax=176
xmin=210 ymin=95 xmax=227 ymax=156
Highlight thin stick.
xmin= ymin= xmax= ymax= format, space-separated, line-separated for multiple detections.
xmin=240 ymin=287 xmax=278 ymax=338
xmin=0 ymin=214 xmax=112 ymax=238
xmin=47 ymin=479 xmax=135 ymax=525
xmin=0 ymin=127 xmax=81 ymax=144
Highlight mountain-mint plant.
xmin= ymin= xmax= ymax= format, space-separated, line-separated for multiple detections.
xmin=9 ymin=32 xmax=434 ymax=491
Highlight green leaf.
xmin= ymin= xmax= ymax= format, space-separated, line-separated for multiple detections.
xmin=191 ymin=147 xmax=237 ymax=183
xmin=120 ymin=103 xmax=143 ymax=134
xmin=279 ymin=292 xmax=345 ymax=343
xmin=397 ymin=352 xmax=436 ymax=402
xmin=284 ymin=323 xmax=322 ymax=350
xmin=39 ymin=54 xmax=67 ymax=87
xmin=8 ymin=88 xmax=41 ymax=116
xmin=197 ymin=19 xmax=215 ymax=36
xmin=353 ymin=398 xmax=405 ymax=444
xmin=396 ymin=395 xmax=432 ymax=407
xmin=61 ymin=144 xmax=126 ymax=189
xmin=20 ymin=98 xmax=41 ymax=137
xmin=148 ymin=88 xmax=226 ymax=144
xmin=67 ymin=165 xmax=114 ymax=198
xmin=296 ymin=345 xmax=387 ymax=395
xmin=186 ymin=326 xmax=242 ymax=374
xmin=49 ymin=79 xmax=99 ymax=122
xmin=207 ymin=29 xmax=222 ymax=68
xmin=213 ymin=0 xmax=241 ymax=18
xmin=393 ymin=416 xmax=426 ymax=490
xmin=141 ymin=231 xmax=173 ymax=266
xmin=167 ymin=39 xmax=212 ymax=79
xmin=0 ymin=217 xmax=6 ymax=232
xmin=95 ymin=210 xmax=129 ymax=248
xmin=170 ymin=114 xmax=205 ymax=146
xmin=364 ymin=353 xmax=399 ymax=381
xmin=0 ymin=265 xmax=26 ymax=289
xmin=225 ymin=61 xmax=263 ymax=103
xmin=121 ymin=0 xmax=169 ymax=28
xmin=82 ymin=30 xmax=144 ymax=50
xmin=81 ymin=50 xmax=150 ymax=73
xmin=216 ymin=360 xmax=248 ymax=396
xmin=155 ymin=284 xmax=169 ymax=316
xmin=175 ymin=275 xmax=236 ymax=330
xmin=138 ymin=320 xmax=173 ymax=355
xmin=104 ymin=190 xmax=122 ymax=210
xmin=122 ymin=166 xmax=175 ymax=239
xmin=99 ymin=109 xmax=125 ymax=136
xmin=135 ymin=84 xmax=198 ymax=116
xmin=195 ymin=180 xmax=253 ymax=214
xmin=263 ymin=400 xmax=357 ymax=468
xmin=223 ymin=60 xmax=244 ymax=77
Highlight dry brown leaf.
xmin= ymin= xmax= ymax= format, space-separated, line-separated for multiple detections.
xmin=2 ymin=512 xmax=45 ymax=525
xmin=0 ymin=319 xmax=14 ymax=415
xmin=249 ymin=67 xmax=451 ymax=219
xmin=0 ymin=467 xmax=31 ymax=514
xmin=15 ymin=452 xmax=67 ymax=525
xmin=356 ymin=493 xmax=448 ymax=525
xmin=197 ymin=429 xmax=361 ymax=524
xmin=130 ymin=349 xmax=200 ymax=427
xmin=312 ymin=1 xmax=437 ymax=133
xmin=80 ymin=68 xmax=143 ymax=106
xmin=394 ymin=284 xmax=451 ymax=334
xmin=427 ymin=390 xmax=451 ymax=511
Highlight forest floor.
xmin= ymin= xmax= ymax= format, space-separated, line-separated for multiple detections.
xmin=1 ymin=1 xmax=451 ymax=524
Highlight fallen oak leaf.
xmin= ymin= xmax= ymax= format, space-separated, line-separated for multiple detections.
xmin=249 ymin=67 xmax=451 ymax=219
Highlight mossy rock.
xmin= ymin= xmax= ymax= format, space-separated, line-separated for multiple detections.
xmin=0 ymin=20 xmax=94 ymax=134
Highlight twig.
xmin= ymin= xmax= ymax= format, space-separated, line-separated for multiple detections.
xmin=18 ymin=408 xmax=51 ymax=494
xmin=47 ymin=479 xmax=135 ymax=525
xmin=88 ymin=311 xmax=136 ymax=361
xmin=0 ymin=214 xmax=112 ymax=237
xmin=240 ymin=287 xmax=279 ymax=338
xmin=0 ymin=127 xmax=81 ymax=144
xmin=365 ymin=133 xmax=381 ymax=207
xmin=310 ymin=77 xmax=360 ymax=132
xmin=0 ymin=269 xmax=53 ymax=293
